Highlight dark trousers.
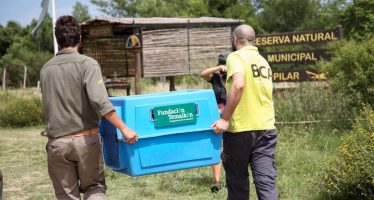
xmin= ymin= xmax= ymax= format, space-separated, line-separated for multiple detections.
xmin=222 ymin=130 xmax=278 ymax=200
xmin=0 ymin=169 xmax=2 ymax=200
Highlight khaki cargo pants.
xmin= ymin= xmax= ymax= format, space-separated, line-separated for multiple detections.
xmin=46 ymin=134 xmax=106 ymax=200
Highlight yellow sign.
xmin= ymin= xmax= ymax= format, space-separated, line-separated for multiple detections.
xmin=273 ymin=70 xmax=326 ymax=82
xmin=273 ymin=71 xmax=300 ymax=82
xmin=268 ymin=52 xmax=317 ymax=63
xmin=255 ymin=27 xmax=342 ymax=47
xmin=261 ymin=50 xmax=330 ymax=64
xmin=306 ymin=71 xmax=326 ymax=80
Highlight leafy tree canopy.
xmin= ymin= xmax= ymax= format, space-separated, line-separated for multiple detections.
xmin=72 ymin=1 xmax=92 ymax=23
xmin=340 ymin=0 xmax=374 ymax=40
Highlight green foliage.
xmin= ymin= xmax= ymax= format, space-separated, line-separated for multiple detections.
xmin=258 ymin=0 xmax=321 ymax=32
xmin=87 ymin=0 xmax=261 ymax=29
xmin=309 ymin=0 xmax=347 ymax=30
xmin=319 ymin=106 xmax=374 ymax=199
xmin=0 ymin=91 xmax=44 ymax=127
xmin=207 ymin=0 xmax=256 ymax=24
xmin=274 ymin=83 xmax=355 ymax=129
xmin=0 ymin=16 xmax=53 ymax=87
xmin=91 ymin=0 xmax=211 ymax=17
xmin=72 ymin=2 xmax=92 ymax=23
xmin=275 ymin=126 xmax=342 ymax=199
xmin=90 ymin=0 xmax=350 ymax=35
xmin=340 ymin=0 xmax=374 ymax=40
xmin=90 ymin=0 xmax=256 ymax=23
xmin=0 ymin=21 xmax=24 ymax=57
xmin=31 ymin=16 xmax=54 ymax=53
xmin=1 ymin=42 xmax=52 ymax=87
xmin=318 ymin=38 xmax=374 ymax=108
xmin=256 ymin=0 xmax=348 ymax=33
xmin=1 ymin=124 xmax=344 ymax=199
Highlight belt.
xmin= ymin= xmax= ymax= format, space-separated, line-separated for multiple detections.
xmin=40 ymin=128 xmax=99 ymax=137
xmin=69 ymin=128 xmax=99 ymax=137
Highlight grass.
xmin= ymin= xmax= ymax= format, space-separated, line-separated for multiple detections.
xmin=0 ymin=125 xmax=344 ymax=200
xmin=0 ymin=82 xmax=352 ymax=199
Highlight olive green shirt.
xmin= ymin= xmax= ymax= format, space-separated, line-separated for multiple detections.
xmin=40 ymin=49 xmax=114 ymax=138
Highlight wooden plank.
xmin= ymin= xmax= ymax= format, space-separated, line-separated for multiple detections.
xmin=82 ymin=36 xmax=138 ymax=78
xmin=189 ymin=27 xmax=232 ymax=74
xmin=142 ymin=28 xmax=189 ymax=77
xmin=82 ymin=17 xmax=241 ymax=28
xmin=83 ymin=25 xmax=236 ymax=78
xmin=134 ymin=49 xmax=142 ymax=94
xmin=89 ymin=26 xmax=113 ymax=37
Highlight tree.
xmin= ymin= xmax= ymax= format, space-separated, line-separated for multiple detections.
xmin=0 ymin=21 xmax=23 ymax=57
xmin=90 ymin=0 xmax=259 ymax=28
xmin=208 ymin=0 xmax=257 ymax=26
xmin=72 ymin=2 xmax=91 ymax=23
xmin=0 ymin=16 xmax=54 ymax=87
xmin=28 ymin=16 xmax=54 ymax=53
xmin=90 ymin=0 xmax=346 ymax=34
xmin=257 ymin=0 xmax=321 ymax=33
xmin=339 ymin=0 xmax=374 ymax=40
xmin=310 ymin=0 xmax=347 ymax=29
xmin=91 ymin=0 xmax=210 ymax=17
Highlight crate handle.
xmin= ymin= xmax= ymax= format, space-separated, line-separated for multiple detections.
xmin=149 ymin=109 xmax=155 ymax=122
xmin=195 ymin=103 xmax=200 ymax=116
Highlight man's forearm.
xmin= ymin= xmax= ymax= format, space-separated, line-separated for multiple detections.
xmin=104 ymin=110 xmax=138 ymax=143
xmin=103 ymin=111 xmax=130 ymax=132
xmin=201 ymin=66 xmax=220 ymax=81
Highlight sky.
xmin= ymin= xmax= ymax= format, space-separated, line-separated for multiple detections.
xmin=0 ymin=0 xmax=108 ymax=27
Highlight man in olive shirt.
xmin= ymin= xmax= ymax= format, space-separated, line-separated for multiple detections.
xmin=212 ymin=24 xmax=278 ymax=200
xmin=40 ymin=15 xmax=138 ymax=200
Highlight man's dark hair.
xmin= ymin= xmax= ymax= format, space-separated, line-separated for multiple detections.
xmin=55 ymin=15 xmax=81 ymax=49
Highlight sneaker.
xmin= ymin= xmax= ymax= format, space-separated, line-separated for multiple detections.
xmin=210 ymin=182 xmax=223 ymax=193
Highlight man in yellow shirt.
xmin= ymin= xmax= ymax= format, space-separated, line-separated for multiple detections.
xmin=212 ymin=24 xmax=277 ymax=200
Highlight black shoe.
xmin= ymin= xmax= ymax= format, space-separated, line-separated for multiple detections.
xmin=210 ymin=182 xmax=222 ymax=193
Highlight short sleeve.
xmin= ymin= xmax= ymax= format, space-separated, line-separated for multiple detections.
xmin=226 ymin=53 xmax=245 ymax=80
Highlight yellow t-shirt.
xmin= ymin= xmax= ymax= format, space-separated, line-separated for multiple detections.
xmin=226 ymin=46 xmax=275 ymax=132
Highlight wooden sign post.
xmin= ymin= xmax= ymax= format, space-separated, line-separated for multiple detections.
xmin=255 ymin=26 xmax=343 ymax=86
xmin=135 ymin=49 xmax=142 ymax=94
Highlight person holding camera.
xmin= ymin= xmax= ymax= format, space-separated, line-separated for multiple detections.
xmin=201 ymin=52 xmax=228 ymax=113
xmin=201 ymin=52 xmax=228 ymax=192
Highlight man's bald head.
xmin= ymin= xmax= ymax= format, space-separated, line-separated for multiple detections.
xmin=232 ymin=24 xmax=256 ymax=45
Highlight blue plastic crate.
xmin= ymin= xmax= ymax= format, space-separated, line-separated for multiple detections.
xmin=100 ymin=89 xmax=222 ymax=176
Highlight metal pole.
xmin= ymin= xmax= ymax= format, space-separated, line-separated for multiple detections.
xmin=51 ymin=0 xmax=58 ymax=55
xmin=135 ymin=49 xmax=142 ymax=95
xmin=0 ymin=169 xmax=3 ymax=200
xmin=23 ymin=65 xmax=27 ymax=89
xmin=2 ymin=68 xmax=6 ymax=91
xmin=169 ymin=76 xmax=176 ymax=91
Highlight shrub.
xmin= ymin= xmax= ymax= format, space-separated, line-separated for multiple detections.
xmin=319 ymin=106 xmax=374 ymax=199
xmin=0 ymin=91 xmax=44 ymax=127
xmin=318 ymin=38 xmax=374 ymax=109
